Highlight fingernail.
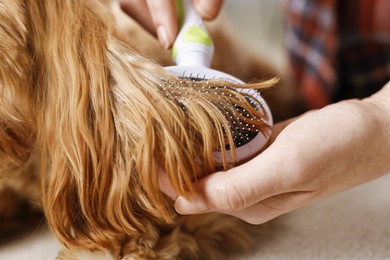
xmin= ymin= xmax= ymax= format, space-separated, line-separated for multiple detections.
xmin=156 ymin=26 xmax=170 ymax=50
xmin=174 ymin=196 xmax=209 ymax=214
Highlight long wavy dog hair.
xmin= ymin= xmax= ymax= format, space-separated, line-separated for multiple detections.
xmin=0 ymin=0 xmax=273 ymax=258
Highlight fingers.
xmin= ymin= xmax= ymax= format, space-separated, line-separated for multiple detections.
xmin=192 ymin=0 xmax=224 ymax=20
xmin=160 ymin=119 xmax=298 ymax=204
xmin=174 ymin=150 xmax=290 ymax=214
xmin=145 ymin=0 xmax=178 ymax=49
xmin=174 ymin=172 xmax=315 ymax=225
xmin=228 ymin=191 xmax=315 ymax=224
xmin=173 ymin=169 xmax=258 ymax=214
xmin=172 ymin=118 xmax=304 ymax=220
xmin=119 ymin=0 xmax=155 ymax=33
xmin=119 ymin=0 xmax=178 ymax=49
xmin=119 ymin=0 xmax=224 ymax=49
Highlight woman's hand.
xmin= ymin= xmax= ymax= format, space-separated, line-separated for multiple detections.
xmin=167 ymin=83 xmax=390 ymax=224
xmin=119 ymin=0 xmax=224 ymax=49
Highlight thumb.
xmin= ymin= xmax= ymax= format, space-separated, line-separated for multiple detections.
xmin=174 ymin=149 xmax=286 ymax=214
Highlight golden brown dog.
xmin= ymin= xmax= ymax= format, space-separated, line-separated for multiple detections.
xmin=0 ymin=0 xmax=277 ymax=259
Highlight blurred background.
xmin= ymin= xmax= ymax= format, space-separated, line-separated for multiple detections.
xmin=215 ymin=0 xmax=301 ymax=121
xmin=222 ymin=0 xmax=286 ymax=71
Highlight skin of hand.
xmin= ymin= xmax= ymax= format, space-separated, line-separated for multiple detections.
xmin=160 ymin=82 xmax=390 ymax=225
xmin=119 ymin=0 xmax=224 ymax=49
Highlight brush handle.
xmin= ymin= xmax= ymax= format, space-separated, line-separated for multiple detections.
xmin=172 ymin=0 xmax=214 ymax=67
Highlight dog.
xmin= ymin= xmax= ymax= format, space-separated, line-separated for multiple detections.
xmin=0 ymin=0 xmax=277 ymax=259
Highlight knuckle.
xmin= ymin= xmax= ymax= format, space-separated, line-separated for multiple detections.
xmin=208 ymin=181 xmax=246 ymax=211
xmin=226 ymin=183 xmax=246 ymax=211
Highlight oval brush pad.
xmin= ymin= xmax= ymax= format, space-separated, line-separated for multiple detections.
xmin=164 ymin=66 xmax=273 ymax=163
xmin=164 ymin=0 xmax=273 ymax=163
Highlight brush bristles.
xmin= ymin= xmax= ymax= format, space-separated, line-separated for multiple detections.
xmin=159 ymin=78 xmax=271 ymax=149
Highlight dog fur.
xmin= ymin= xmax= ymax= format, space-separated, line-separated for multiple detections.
xmin=0 ymin=0 xmax=276 ymax=259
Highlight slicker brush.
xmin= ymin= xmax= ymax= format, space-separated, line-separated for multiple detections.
xmin=164 ymin=0 xmax=273 ymax=164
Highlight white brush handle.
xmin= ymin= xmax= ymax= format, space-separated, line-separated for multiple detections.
xmin=173 ymin=0 xmax=214 ymax=67
xmin=181 ymin=0 xmax=201 ymax=26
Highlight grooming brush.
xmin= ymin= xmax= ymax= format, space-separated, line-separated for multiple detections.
xmin=165 ymin=0 xmax=273 ymax=163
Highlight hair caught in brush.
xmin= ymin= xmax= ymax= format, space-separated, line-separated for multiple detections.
xmin=0 ymin=0 xmax=275 ymax=252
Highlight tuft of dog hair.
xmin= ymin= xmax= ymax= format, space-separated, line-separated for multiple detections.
xmin=0 ymin=0 xmax=274 ymax=258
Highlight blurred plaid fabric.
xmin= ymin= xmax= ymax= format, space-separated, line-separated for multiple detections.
xmin=283 ymin=0 xmax=390 ymax=109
